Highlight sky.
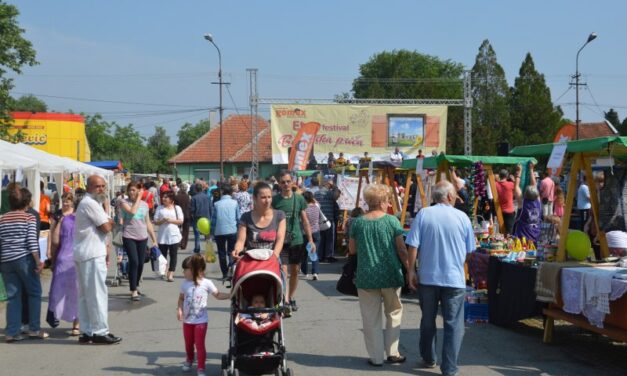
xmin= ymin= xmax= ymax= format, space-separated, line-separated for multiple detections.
xmin=8 ymin=0 xmax=627 ymax=141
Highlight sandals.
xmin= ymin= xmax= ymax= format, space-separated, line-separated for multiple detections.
xmin=70 ymin=328 xmax=81 ymax=336
xmin=28 ymin=331 xmax=50 ymax=339
xmin=131 ymin=295 xmax=141 ymax=301
xmin=386 ymin=355 xmax=406 ymax=364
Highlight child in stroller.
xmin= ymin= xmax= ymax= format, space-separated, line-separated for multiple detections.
xmin=222 ymin=249 xmax=293 ymax=376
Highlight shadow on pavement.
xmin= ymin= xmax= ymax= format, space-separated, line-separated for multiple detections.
xmin=104 ymin=350 xmax=223 ymax=375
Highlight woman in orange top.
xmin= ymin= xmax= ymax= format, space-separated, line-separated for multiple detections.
xmin=39 ymin=181 xmax=51 ymax=230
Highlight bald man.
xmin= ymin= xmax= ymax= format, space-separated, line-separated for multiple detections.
xmin=72 ymin=175 xmax=121 ymax=345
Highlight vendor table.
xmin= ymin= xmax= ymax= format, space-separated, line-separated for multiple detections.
xmin=487 ymin=256 xmax=544 ymax=326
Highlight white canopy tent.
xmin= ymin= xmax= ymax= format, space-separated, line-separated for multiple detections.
xmin=0 ymin=140 xmax=114 ymax=210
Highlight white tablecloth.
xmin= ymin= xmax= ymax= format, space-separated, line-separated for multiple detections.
xmin=39 ymin=237 xmax=48 ymax=262
xmin=562 ymin=267 xmax=627 ymax=328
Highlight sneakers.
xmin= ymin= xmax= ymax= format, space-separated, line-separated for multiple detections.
xmin=197 ymin=371 xmax=206 ymax=376
xmin=422 ymin=360 xmax=437 ymax=368
xmin=312 ymin=273 xmax=319 ymax=281
xmin=290 ymin=300 xmax=299 ymax=312
xmin=181 ymin=361 xmax=192 ymax=372
xmin=305 ymin=273 xmax=312 ymax=279
xmin=283 ymin=303 xmax=293 ymax=318
xmin=386 ymin=355 xmax=406 ymax=364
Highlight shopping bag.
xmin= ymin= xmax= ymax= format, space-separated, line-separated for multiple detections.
xmin=336 ymin=255 xmax=358 ymax=296
xmin=112 ymin=225 xmax=123 ymax=248
xmin=0 ymin=273 xmax=7 ymax=302
xmin=158 ymin=255 xmax=168 ymax=277
xmin=205 ymin=241 xmax=217 ymax=263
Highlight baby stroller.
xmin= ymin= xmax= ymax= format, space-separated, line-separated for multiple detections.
xmin=221 ymin=249 xmax=293 ymax=376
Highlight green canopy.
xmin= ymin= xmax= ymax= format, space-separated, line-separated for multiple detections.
xmin=509 ymin=136 xmax=627 ymax=157
xmin=401 ymin=154 xmax=537 ymax=170
xmin=294 ymin=170 xmax=320 ymax=177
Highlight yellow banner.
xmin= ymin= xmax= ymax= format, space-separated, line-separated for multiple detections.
xmin=270 ymin=104 xmax=447 ymax=164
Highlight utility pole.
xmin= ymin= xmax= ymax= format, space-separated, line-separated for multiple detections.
xmin=247 ymin=68 xmax=259 ymax=182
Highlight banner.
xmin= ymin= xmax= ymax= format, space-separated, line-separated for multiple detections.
xmin=287 ymin=122 xmax=320 ymax=171
xmin=337 ymin=177 xmax=369 ymax=211
xmin=271 ymin=104 xmax=447 ymax=164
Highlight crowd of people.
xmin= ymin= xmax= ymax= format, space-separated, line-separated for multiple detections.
xmin=2 ymin=160 xmax=602 ymax=376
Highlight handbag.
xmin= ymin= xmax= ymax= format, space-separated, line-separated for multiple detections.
xmin=112 ymin=224 xmax=123 ymax=248
xmin=318 ymin=207 xmax=332 ymax=231
xmin=336 ymin=255 xmax=358 ymax=296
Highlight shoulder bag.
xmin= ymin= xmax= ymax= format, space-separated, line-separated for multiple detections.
xmin=318 ymin=206 xmax=332 ymax=231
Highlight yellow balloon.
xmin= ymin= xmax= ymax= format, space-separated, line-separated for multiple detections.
xmin=566 ymin=230 xmax=591 ymax=261
xmin=197 ymin=217 xmax=211 ymax=235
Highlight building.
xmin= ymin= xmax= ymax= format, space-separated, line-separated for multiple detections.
xmin=169 ymin=115 xmax=277 ymax=182
xmin=9 ymin=112 xmax=91 ymax=161
xmin=553 ymin=120 xmax=618 ymax=142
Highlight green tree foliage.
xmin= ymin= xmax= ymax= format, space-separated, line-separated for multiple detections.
xmin=471 ymin=40 xmax=510 ymax=155
xmin=509 ymin=53 xmax=563 ymax=147
xmin=9 ymin=94 xmax=47 ymax=112
xmin=621 ymin=118 xmax=627 ymax=137
xmin=176 ymin=119 xmax=210 ymax=152
xmin=351 ymin=49 xmax=465 ymax=153
xmin=147 ymin=126 xmax=174 ymax=174
xmin=604 ymin=108 xmax=621 ymax=130
xmin=0 ymin=2 xmax=38 ymax=141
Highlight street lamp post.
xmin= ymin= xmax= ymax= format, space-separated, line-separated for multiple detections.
xmin=575 ymin=32 xmax=597 ymax=140
xmin=204 ymin=33 xmax=224 ymax=181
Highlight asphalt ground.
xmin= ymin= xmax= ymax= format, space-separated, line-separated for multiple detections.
xmin=1 ymin=238 xmax=626 ymax=376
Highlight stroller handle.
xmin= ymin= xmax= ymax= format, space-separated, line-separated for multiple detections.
xmin=237 ymin=307 xmax=281 ymax=314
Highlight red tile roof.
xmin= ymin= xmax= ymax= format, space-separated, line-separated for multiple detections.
xmin=578 ymin=121 xmax=618 ymax=139
xmin=169 ymin=115 xmax=271 ymax=164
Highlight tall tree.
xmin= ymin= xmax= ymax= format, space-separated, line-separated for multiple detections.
xmin=351 ymin=49 xmax=465 ymax=153
xmin=471 ymin=40 xmax=510 ymax=155
xmin=176 ymin=119 xmax=210 ymax=152
xmin=509 ymin=53 xmax=563 ymax=146
xmin=621 ymin=118 xmax=627 ymax=137
xmin=9 ymin=94 xmax=47 ymax=112
xmin=0 ymin=2 xmax=38 ymax=141
xmin=147 ymin=126 xmax=174 ymax=174
xmin=604 ymin=108 xmax=621 ymax=129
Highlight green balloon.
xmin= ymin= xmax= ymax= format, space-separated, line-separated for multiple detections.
xmin=197 ymin=217 xmax=211 ymax=235
xmin=566 ymin=230 xmax=591 ymax=261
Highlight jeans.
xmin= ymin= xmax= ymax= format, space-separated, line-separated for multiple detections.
xmin=319 ymin=223 xmax=335 ymax=260
xmin=214 ymin=233 xmax=236 ymax=278
xmin=301 ymin=231 xmax=320 ymax=275
xmin=76 ymin=256 xmax=109 ymax=336
xmin=418 ymin=284 xmax=466 ymax=376
xmin=0 ymin=256 xmax=42 ymax=336
xmin=123 ymin=237 xmax=147 ymax=292
xmin=192 ymin=219 xmax=201 ymax=252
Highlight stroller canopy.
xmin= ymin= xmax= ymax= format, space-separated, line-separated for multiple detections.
xmin=231 ymin=251 xmax=282 ymax=304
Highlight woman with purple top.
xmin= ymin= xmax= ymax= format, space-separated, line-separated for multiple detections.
xmin=48 ymin=192 xmax=80 ymax=335
xmin=513 ymin=162 xmax=542 ymax=243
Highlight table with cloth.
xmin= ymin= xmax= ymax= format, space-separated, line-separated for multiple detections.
xmin=561 ymin=267 xmax=627 ymax=329
xmin=487 ymin=256 xmax=544 ymax=326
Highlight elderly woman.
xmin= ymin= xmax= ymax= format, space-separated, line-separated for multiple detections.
xmin=348 ymin=184 xmax=410 ymax=366
xmin=513 ymin=163 xmax=542 ymax=243
xmin=0 ymin=187 xmax=48 ymax=342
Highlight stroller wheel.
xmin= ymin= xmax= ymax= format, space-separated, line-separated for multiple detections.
xmin=221 ymin=370 xmax=228 ymax=376
xmin=221 ymin=354 xmax=228 ymax=370
xmin=284 ymin=368 xmax=293 ymax=376
xmin=232 ymin=369 xmax=240 ymax=376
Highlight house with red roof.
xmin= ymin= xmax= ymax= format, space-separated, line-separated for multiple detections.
xmin=168 ymin=115 xmax=277 ymax=182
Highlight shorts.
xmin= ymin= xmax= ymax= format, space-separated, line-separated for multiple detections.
xmin=280 ymin=243 xmax=305 ymax=265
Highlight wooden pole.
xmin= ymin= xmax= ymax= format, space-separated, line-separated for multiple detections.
xmin=557 ymin=153 xmax=582 ymax=262
xmin=582 ymin=155 xmax=609 ymax=258
xmin=400 ymin=170 xmax=414 ymax=227
xmin=355 ymin=170 xmax=370 ymax=210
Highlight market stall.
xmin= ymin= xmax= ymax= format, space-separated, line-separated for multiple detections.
xmin=399 ymin=154 xmax=537 ymax=230
xmin=510 ymin=136 xmax=627 ymax=342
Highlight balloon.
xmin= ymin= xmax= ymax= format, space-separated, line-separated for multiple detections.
xmin=197 ymin=217 xmax=211 ymax=235
xmin=566 ymin=230 xmax=591 ymax=261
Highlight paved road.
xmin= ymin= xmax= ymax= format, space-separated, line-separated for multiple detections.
xmin=1 ymin=240 xmax=625 ymax=375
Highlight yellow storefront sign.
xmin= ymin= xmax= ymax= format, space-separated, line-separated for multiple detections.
xmin=270 ymin=104 xmax=447 ymax=164
xmin=9 ymin=112 xmax=91 ymax=162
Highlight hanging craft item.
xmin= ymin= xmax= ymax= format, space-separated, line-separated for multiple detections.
xmin=473 ymin=162 xmax=487 ymax=199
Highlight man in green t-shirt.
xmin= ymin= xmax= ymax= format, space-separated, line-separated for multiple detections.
xmin=272 ymin=171 xmax=315 ymax=316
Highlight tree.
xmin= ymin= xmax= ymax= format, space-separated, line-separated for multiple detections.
xmin=471 ymin=40 xmax=510 ymax=155
xmin=147 ymin=126 xmax=174 ymax=174
xmin=176 ymin=119 xmax=210 ymax=152
xmin=350 ymin=49 xmax=465 ymax=153
xmin=604 ymin=108 xmax=621 ymax=129
xmin=0 ymin=2 xmax=38 ymax=140
xmin=85 ymin=114 xmax=116 ymax=160
xmin=9 ymin=94 xmax=47 ymax=112
xmin=509 ymin=53 xmax=563 ymax=147
xmin=621 ymin=118 xmax=627 ymax=137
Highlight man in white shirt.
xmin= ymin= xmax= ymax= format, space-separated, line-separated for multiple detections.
xmin=577 ymin=175 xmax=591 ymax=230
xmin=390 ymin=147 xmax=403 ymax=167
xmin=73 ymin=175 xmax=121 ymax=345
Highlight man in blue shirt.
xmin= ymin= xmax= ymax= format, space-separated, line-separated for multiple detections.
xmin=211 ymin=184 xmax=240 ymax=280
xmin=405 ymin=181 xmax=475 ymax=376
xmin=190 ymin=183 xmax=211 ymax=253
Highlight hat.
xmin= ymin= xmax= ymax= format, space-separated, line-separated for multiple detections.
xmin=606 ymin=231 xmax=627 ymax=249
